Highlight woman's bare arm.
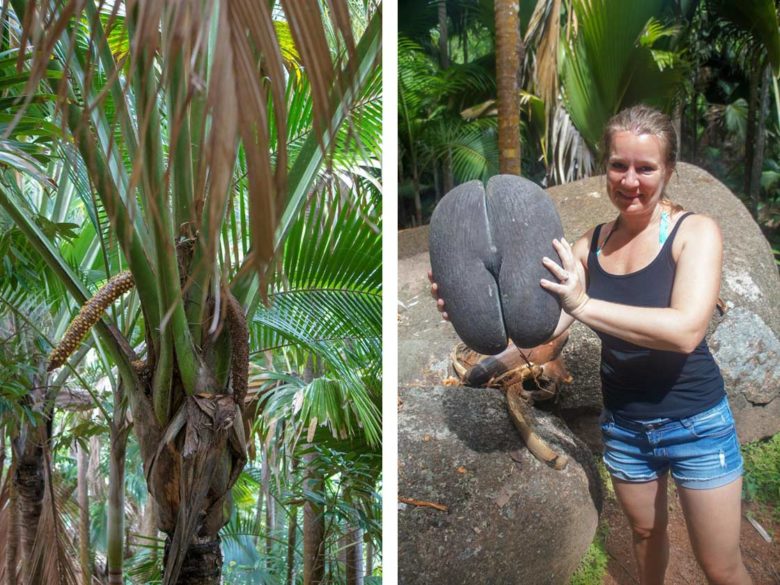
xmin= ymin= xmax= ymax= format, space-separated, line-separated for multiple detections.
xmin=541 ymin=216 xmax=722 ymax=353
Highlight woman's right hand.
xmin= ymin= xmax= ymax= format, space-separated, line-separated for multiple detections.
xmin=427 ymin=270 xmax=449 ymax=321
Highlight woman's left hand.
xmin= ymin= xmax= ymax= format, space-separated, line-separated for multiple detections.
xmin=540 ymin=238 xmax=589 ymax=317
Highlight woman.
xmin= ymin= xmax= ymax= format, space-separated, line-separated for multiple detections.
xmin=430 ymin=105 xmax=751 ymax=585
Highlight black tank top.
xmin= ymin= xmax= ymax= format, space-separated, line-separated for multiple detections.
xmin=587 ymin=212 xmax=724 ymax=418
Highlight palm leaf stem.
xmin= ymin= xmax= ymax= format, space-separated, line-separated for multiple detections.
xmin=65 ymin=105 xmax=161 ymax=331
xmin=83 ymin=0 xmax=139 ymax=163
xmin=164 ymin=30 xmax=195 ymax=236
xmin=129 ymin=20 xmax=199 ymax=397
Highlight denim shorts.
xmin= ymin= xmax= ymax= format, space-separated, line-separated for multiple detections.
xmin=600 ymin=395 xmax=743 ymax=490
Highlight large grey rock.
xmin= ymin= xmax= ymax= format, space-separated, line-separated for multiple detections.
xmin=398 ymin=385 xmax=601 ymax=585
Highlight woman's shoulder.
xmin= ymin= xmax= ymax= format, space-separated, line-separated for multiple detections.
xmin=672 ymin=211 xmax=722 ymax=259
xmin=572 ymin=225 xmax=600 ymax=262
xmin=675 ymin=211 xmax=721 ymax=239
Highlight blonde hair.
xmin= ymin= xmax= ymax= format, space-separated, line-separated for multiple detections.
xmin=602 ymin=104 xmax=682 ymax=212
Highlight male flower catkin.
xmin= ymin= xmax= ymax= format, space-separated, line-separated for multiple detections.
xmin=47 ymin=271 xmax=135 ymax=371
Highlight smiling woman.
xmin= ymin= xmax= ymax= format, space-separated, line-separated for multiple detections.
xmin=427 ymin=104 xmax=751 ymax=585
xmin=538 ymin=104 xmax=751 ymax=585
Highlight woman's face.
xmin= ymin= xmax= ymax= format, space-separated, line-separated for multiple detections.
xmin=606 ymin=131 xmax=670 ymax=218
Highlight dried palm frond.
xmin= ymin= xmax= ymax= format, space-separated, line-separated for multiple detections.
xmin=0 ymin=470 xmax=20 ymax=585
xmin=11 ymin=0 xmax=365 ymax=285
xmin=22 ymin=446 xmax=79 ymax=585
xmin=524 ymin=0 xmax=562 ymax=117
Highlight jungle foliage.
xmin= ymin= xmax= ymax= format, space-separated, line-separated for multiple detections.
xmin=398 ymin=0 xmax=780 ymax=267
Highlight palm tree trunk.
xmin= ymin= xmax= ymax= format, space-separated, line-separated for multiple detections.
xmin=344 ymin=524 xmax=363 ymax=585
xmin=495 ymin=0 xmax=522 ymax=175
xmin=77 ymin=442 xmax=92 ymax=585
xmin=253 ymin=480 xmax=264 ymax=549
xmin=365 ymin=536 xmax=373 ymax=579
xmin=163 ymin=535 xmax=222 ymax=585
xmin=303 ymin=447 xmax=325 ymax=585
xmin=106 ymin=409 xmax=128 ymax=585
xmin=14 ymin=428 xmax=45 ymax=572
xmin=438 ymin=0 xmax=450 ymax=69
xmin=262 ymin=446 xmax=275 ymax=561
xmin=142 ymin=502 xmax=158 ymax=561
xmin=438 ymin=0 xmax=455 ymax=195
xmin=6 ymin=469 xmax=19 ymax=585
xmin=750 ymin=63 xmax=771 ymax=217
xmin=253 ymin=478 xmax=264 ymax=549
xmin=286 ymin=504 xmax=298 ymax=585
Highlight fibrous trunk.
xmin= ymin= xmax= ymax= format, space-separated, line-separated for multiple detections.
xmin=14 ymin=430 xmax=45 ymax=583
xmin=750 ymin=63 xmax=771 ymax=217
xmin=163 ymin=536 xmax=222 ymax=585
xmin=6 ymin=477 xmax=19 ymax=585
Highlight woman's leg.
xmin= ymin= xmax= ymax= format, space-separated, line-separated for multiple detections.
xmin=677 ymin=477 xmax=752 ymax=585
xmin=612 ymin=474 xmax=669 ymax=585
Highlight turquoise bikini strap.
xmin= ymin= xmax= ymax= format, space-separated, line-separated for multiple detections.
xmin=659 ymin=211 xmax=670 ymax=245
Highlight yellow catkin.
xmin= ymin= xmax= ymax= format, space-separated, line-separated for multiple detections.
xmin=47 ymin=271 xmax=135 ymax=371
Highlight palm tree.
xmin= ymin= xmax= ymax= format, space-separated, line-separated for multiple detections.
xmin=0 ymin=1 xmax=381 ymax=583
xmin=494 ymin=0 xmax=521 ymax=174
xmin=554 ymin=0 xmax=686 ymax=182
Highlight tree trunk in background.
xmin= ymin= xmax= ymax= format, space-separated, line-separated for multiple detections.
xmin=77 ymin=442 xmax=92 ymax=585
xmin=286 ymin=504 xmax=298 ymax=585
xmin=88 ymin=436 xmax=103 ymax=501
xmin=303 ymin=447 xmax=325 ymax=585
xmin=744 ymin=62 xmax=759 ymax=202
xmin=750 ymin=63 xmax=771 ymax=217
xmin=13 ymin=424 xmax=47 ymax=583
xmin=302 ymin=358 xmax=325 ymax=585
xmin=254 ymin=477 xmax=265 ymax=549
xmin=438 ymin=0 xmax=450 ymax=69
xmin=365 ymin=536 xmax=373 ymax=579
xmin=6 ymin=469 xmax=19 ymax=585
xmin=107 ymin=389 xmax=129 ymax=585
xmin=142 ymin=502 xmax=158 ymax=563
xmin=672 ymin=101 xmax=682 ymax=155
xmin=438 ymin=0 xmax=455 ymax=196
xmin=263 ymin=445 xmax=275 ymax=561
xmin=344 ymin=524 xmax=363 ymax=585
xmin=495 ymin=0 xmax=522 ymax=175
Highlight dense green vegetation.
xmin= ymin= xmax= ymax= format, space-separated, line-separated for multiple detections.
xmin=398 ymin=0 xmax=780 ymax=266
xmin=742 ymin=434 xmax=780 ymax=522
xmin=0 ymin=1 xmax=381 ymax=583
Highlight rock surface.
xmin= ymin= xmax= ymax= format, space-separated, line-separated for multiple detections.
xmin=398 ymin=385 xmax=601 ymax=585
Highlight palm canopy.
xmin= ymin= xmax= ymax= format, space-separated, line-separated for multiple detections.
xmin=1 ymin=0 xmax=381 ymax=413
